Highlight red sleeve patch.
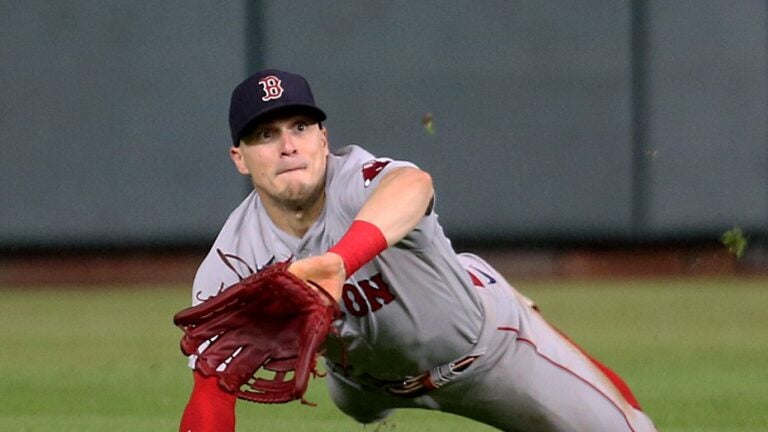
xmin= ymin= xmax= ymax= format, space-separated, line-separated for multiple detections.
xmin=361 ymin=159 xmax=391 ymax=187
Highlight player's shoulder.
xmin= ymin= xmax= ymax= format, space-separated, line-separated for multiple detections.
xmin=221 ymin=189 xmax=260 ymax=230
xmin=329 ymin=144 xmax=378 ymax=167
xmin=201 ymin=190 xmax=262 ymax=258
xmin=328 ymin=144 xmax=418 ymax=188
xmin=192 ymin=190 xmax=263 ymax=304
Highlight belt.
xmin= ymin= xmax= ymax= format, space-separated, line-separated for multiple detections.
xmin=383 ymin=355 xmax=479 ymax=397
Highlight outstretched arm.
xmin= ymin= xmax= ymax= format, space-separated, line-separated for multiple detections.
xmin=288 ymin=166 xmax=434 ymax=300
xmin=354 ymin=166 xmax=434 ymax=245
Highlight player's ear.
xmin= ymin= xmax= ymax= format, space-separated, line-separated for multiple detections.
xmin=320 ymin=126 xmax=329 ymax=154
xmin=229 ymin=146 xmax=250 ymax=175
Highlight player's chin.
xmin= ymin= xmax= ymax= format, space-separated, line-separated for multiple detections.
xmin=277 ymin=182 xmax=321 ymax=206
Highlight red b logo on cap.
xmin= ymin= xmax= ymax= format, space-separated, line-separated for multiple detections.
xmin=258 ymin=76 xmax=284 ymax=101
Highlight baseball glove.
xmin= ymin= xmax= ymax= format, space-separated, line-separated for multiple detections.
xmin=173 ymin=261 xmax=340 ymax=404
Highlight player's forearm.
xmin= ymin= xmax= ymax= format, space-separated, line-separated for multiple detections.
xmin=326 ymin=167 xmax=433 ymax=279
xmin=354 ymin=167 xmax=434 ymax=245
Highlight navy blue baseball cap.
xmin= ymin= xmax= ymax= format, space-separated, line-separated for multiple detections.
xmin=228 ymin=69 xmax=327 ymax=146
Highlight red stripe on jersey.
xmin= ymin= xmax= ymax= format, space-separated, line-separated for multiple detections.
xmin=497 ymin=326 xmax=638 ymax=431
xmin=467 ymin=271 xmax=484 ymax=287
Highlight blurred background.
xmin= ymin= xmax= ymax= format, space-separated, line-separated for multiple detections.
xmin=2 ymin=0 xmax=767 ymax=285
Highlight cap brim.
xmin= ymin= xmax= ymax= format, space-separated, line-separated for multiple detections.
xmin=236 ymin=105 xmax=327 ymax=145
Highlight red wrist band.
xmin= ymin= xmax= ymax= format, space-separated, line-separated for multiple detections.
xmin=328 ymin=220 xmax=388 ymax=277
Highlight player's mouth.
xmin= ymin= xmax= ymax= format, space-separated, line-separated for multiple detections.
xmin=275 ymin=164 xmax=307 ymax=176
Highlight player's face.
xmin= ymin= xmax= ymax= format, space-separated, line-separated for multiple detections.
xmin=230 ymin=115 xmax=329 ymax=209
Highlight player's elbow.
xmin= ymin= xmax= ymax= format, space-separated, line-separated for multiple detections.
xmin=409 ymin=169 xmax=435 ymax=207
xmin=382 ymin=167 xmax=434 ymax=212
xmin=412 ymin=168 xmax=434 ymax=194
xmin=417 ymin=171 xmax=435 ymax=217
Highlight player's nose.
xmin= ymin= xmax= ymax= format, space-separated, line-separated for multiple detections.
xmin=278 ymin=130 xmax=297 ymax=154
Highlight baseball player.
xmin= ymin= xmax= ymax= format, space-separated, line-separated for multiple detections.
xmin=179 ymin=69 xmax=657 ymax=431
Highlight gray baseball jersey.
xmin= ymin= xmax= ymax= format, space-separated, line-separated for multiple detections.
xmin=192 ymin=144 xmax=482 ymax=379
xmin=191 ymin=144 xmax=656 ymax=431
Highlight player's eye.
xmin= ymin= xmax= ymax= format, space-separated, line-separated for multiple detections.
xmin=254 ymin=129 xmax=274 ymax=142
xmin=295 ymin=122 xmax=308 ymax=132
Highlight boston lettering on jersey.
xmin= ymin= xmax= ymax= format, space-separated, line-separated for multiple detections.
xmin=341 ymin=273 xmax=396 ymax=317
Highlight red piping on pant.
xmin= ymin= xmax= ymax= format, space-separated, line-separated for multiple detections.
xmin=497 ymin=326 xmax=637 ymax=432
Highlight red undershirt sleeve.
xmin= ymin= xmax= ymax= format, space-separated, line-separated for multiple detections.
xmin=179 ymin=371 xmax=236 ymax=432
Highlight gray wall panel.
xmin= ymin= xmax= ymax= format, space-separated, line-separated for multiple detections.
xmin=260 ymin=0 xmax=635 ymax=240
xmin=0 ymin=1 xmax=249 ymax=246
xmin=645 ymin=1 xmax=768 ymax=236
xmin=2 ymin=1 xmax=766 ymax=248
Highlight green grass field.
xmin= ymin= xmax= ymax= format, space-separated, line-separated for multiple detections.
xmin=1 ymin=277 xmax=766 ymax=431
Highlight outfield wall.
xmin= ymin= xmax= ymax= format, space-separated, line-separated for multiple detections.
xmin=1 ymin=1 xmax=766 ymax=249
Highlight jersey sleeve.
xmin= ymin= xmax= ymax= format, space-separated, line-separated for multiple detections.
xmin=327 ymin=145 xmax=439 ymax=250
xmin=190 ymin=192 xmax=268 ymax=306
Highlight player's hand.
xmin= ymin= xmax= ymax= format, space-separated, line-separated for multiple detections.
xmin=288 ymin=253 xmax=346 ymax=303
